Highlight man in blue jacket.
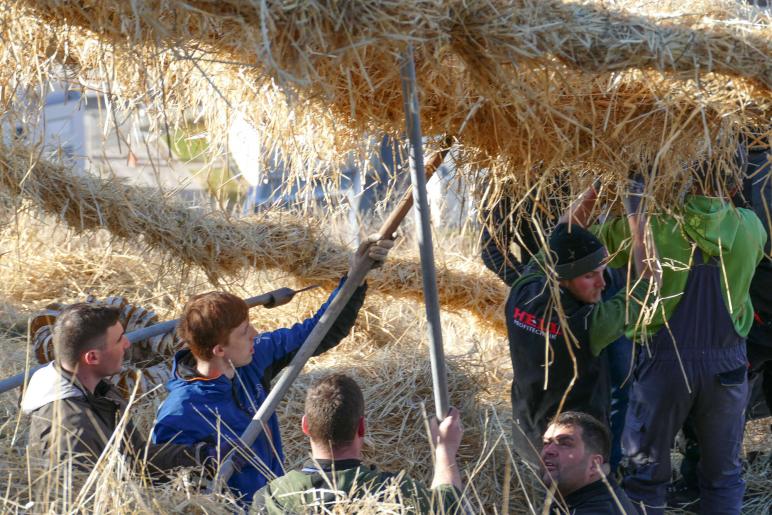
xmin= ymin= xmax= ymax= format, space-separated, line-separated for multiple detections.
xmin=151 ymin=236 xmax=392 ymax=502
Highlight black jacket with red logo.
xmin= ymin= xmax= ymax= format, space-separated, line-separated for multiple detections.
xmin=505 ymin=266 xmax=615 ymax=444
xmin=483 ymin=219 xmax=652 ymax=447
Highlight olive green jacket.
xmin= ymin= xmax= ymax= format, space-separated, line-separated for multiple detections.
xmin=252 ymin=459 xmax=462 ymax=514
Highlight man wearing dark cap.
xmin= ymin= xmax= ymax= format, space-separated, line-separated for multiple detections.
xmin=501 ymin=184 xmax=655 ymax=465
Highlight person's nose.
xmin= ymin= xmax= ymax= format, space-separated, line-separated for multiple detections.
xmin=122 ymin=335 xmax=130 ymax=350
xmin=597 ymin=274 xmax=606 ymax=290
xmin=541 ymin=442 xmax=557 ymax=459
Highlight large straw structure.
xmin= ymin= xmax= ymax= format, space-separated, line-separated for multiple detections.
xmin=2 ymin=1 xmax=771 ymax=207
xmin=0 ymin=144 xmax=508 ymax=333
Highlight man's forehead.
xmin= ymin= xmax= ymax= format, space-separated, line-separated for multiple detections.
xmin=106 ymin=320 xmax=125 ymax=335
xmin=544 ymin=422 xmax=582 ymax=439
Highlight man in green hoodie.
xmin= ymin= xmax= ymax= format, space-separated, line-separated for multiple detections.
xmin=592 ymin=160 xmax=767 ymax=514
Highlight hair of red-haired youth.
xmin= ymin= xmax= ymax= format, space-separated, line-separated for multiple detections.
xmin=178 ymin=292 xmax=248 ymax=360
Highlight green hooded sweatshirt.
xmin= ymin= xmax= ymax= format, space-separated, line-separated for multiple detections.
xmin=595 ymin=195 xmax=767 ymax=341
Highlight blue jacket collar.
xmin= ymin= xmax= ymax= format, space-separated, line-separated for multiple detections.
xmin=168 ymin=348 xmax=232 ymax=394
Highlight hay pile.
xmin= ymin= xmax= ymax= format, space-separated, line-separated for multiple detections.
xmin=0 ymin=143 xmax=509 ymax=334
xmin=2 ymin=1 xmax=771 ymax=206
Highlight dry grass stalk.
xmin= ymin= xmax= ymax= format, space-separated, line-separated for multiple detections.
xmin=1 ymin=1 xmax=771 ymax=208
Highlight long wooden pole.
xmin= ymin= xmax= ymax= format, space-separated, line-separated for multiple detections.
xmin=214 ymin=144 xmax=451 ymax=489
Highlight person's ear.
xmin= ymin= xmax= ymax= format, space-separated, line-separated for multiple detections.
xmin=83 ymin=349 xmax=99 ymax=366
xmin=211 ymin=344 xmax=226 ymax=358
xmin=301 ymin=415 xmax=310 ymax=436
xmin=590 ymin=454 xmax=603 ymax=473
xmin=357 ymin=416 xmax=366 ymax=438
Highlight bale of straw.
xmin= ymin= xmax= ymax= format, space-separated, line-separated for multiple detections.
xmin=0 ymin=144 xmax=508 ymax=334
xmin=2 ymin=1 xmax=771 ymax=207
xmin=12 ymin=0 xmax=772 ymax=89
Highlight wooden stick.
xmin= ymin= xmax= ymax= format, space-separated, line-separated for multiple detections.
xmin=213 ymin=143 xmax=451 ymax=489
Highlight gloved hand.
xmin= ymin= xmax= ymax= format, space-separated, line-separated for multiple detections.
xmin=349 ymin=233 xmax=395 ymax=273
xmin=196 ymin=440 xmax=251 ymax=477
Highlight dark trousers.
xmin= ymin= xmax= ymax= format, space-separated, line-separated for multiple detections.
xmin=679 ymin=339 xmax=772 ymax=490
xmin=608 ymin=336 xmax=633 ymax=472
xmin=622 ymin=250 xmax=747 ymax=515
xmin=622 ymin=345 xmax=748 ymax=515
xmin=746 ymin=341 xmax=772 ymax=418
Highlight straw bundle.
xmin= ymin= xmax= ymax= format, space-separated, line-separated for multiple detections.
xmin=2 ymin=1 xmax=771 ymax=206
xmin=0 ymin=144 xmax=508 ymax=333
xmin=11 ymin=0 xmax=772 ymax=89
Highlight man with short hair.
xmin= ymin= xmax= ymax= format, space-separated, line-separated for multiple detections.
xmin=482 ymin=192 xmax=637 ymax=473
xmin=252 ymin=373 xmax=463 ymax=514
xmin=541 ymin=411 xmax=636 ymax=514
xmin=21 ymin=303 xmax=214 ymax=476
xmin=152 ymin=237 xmax=393 ymax=501
xmin=485 ymin=183 xmax=656 ymax=465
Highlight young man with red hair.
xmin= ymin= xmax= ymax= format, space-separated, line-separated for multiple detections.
xmin=151 ymin=237 xmax=392 ymax=502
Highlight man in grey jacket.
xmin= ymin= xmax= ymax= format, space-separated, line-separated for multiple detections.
xmin=21 ymin=303 xmax=217 ymax=477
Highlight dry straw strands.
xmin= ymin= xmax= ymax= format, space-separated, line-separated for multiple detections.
xmin=0 ymin=144 xmax=508 ymax=333
xmin=2 ymin=1 xmax=772 ymax=205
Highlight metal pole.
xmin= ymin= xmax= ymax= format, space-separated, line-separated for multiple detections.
xmin=214 ymin=145 xmax=451 ymax=490
xmin=0 ymin=287 xmax=312 ymax=395
xmin=399 ymin=44 xmax=450 ymax=420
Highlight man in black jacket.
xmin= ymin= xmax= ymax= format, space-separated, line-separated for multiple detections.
xmin=21 ymin=304 xmax=216 ymax=478
xmin=483 ymin=184 xmax=656 ymax=465
xmin=542 ymin=411 xmax=636 ymax=514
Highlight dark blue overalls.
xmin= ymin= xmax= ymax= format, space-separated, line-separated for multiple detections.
xmin=622 ymin=249 xmax=748 ymax=515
